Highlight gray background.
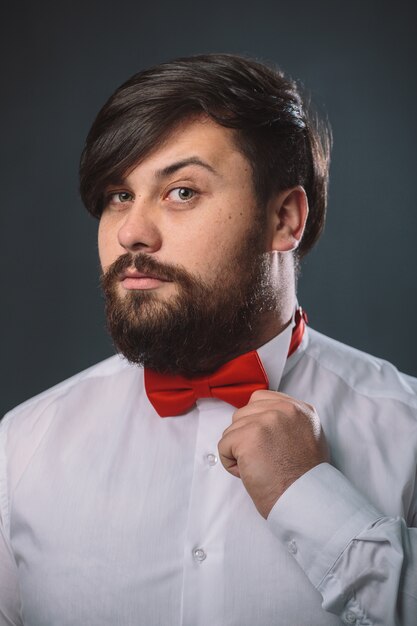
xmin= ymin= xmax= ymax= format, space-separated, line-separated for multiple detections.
xmin=1 ymin=0 xmax=416 ymax=417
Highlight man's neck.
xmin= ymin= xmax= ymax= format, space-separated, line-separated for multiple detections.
xmin=230 ymin=286 xmax=297 ymax=361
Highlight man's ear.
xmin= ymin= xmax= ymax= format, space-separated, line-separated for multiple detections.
xmin=266 ymin=186 xmax=309 ymax=252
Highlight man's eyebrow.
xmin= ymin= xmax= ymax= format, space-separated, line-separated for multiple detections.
xmin=154 ymin=157 xmax=219 ymax=179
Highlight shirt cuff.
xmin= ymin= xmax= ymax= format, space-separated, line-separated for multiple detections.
xmin=267 ymin=463 xmax=383 ymax=587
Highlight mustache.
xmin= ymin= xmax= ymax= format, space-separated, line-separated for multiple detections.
xmin=101 ymin=252 xmax=195 ymax=288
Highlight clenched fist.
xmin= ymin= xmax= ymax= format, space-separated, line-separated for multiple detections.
xmin=218 ymin=390 xmax=329 ymax=518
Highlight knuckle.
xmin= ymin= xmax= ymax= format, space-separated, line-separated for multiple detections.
xmin=252 ymin=416 xmax=276 ymax=440
xmin=219 ymin=429 xmax=232 ymax=444
xmin=260 ymin=410 xmax=280 ymax=425
xmin=249 ymin=389 xmax=273 ymax=402
xmin=222 ymin=425 xmax=231 ymax=438
xmin=305 ymin=401 xmax=316 ymax=413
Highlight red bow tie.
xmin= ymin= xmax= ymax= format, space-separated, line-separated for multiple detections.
xmin=145 ymin=308 xmax=307 ymax=417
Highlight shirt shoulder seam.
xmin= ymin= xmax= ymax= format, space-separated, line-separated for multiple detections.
xmin=3 ymin=355 xmax=130 ymax=419
xmin=302 ymin=345 xmax=417 ymax=410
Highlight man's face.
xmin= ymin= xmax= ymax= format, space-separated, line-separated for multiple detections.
xmin=98 ymin=116 xmax=280 ymax=375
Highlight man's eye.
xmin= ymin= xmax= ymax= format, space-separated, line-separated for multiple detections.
xmin=109 ymin=191 xmax=133 ymax=203
xmin=167 ymin=187 xmax=196 ymax=202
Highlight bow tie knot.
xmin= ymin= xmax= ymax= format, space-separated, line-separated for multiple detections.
xmin=190 ymin=377 xmax=212 ymax=399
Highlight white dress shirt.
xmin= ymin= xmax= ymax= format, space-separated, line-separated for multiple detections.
xmin=1 ymin=321 xmax=416 ymax=626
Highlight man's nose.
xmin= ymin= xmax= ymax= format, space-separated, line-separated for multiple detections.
xmin=117 ymin=203 xmax=162 ymax=254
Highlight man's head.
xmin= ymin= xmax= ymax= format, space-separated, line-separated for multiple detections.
xmin=79 ymin=54 xmax=331 ymax=375
xmin=80 ymin=53 xmax=331 ymax=258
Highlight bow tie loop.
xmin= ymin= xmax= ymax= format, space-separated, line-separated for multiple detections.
xmin=145 ymin=350 xmax=268 ymax=417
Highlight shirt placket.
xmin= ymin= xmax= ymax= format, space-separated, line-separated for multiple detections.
xmin=180 ymin=400 xmax=234 ymax=626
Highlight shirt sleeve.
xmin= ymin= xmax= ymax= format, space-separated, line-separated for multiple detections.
xmin=0 ymin=414 xmax=23 ymax=626
xmin=0 ymin=514 xmax=23 ymax=626
xmin=267 ymin=463 xmax=417 ymax=626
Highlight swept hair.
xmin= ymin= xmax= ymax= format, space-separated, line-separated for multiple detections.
xmin=79 ymin=53 xmax=331 ymax=257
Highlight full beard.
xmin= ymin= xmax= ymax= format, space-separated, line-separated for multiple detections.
xmin=101 ymin=224 xmax=279 ymax=377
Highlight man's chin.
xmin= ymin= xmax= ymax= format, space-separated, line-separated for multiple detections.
xmin=109 ymin=284 xmax=182 ymax=326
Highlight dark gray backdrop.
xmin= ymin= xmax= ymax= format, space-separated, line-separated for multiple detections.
xmin=1 ymin=0 xmax=416 ymax=417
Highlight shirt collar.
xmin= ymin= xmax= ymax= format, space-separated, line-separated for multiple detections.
xmin=256 ymin=305 xmax=308 ymax=391
xmin=257 ymin=316 xmax=293 ymax=392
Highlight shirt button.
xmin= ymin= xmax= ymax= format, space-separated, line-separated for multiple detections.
xmin=206 ymin=453 xmax=218 ymax=467
xmin=193 ymin=547 xmax=207 ymax=562
xmin=343 ymin=611 xmax=357 ymax=624
xmin=287 ymin=540 xmax=297 ymax=555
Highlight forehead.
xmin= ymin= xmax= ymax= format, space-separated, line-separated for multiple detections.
xmin=123 ymin=116 xmax=250 ymax=181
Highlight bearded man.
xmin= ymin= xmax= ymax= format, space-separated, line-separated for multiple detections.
xmin=0 ymin=54 xmax=416 ymax=626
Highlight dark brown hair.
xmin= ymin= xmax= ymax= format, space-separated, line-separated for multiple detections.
xmin=79 ymin=53 xmax=331 ymax=257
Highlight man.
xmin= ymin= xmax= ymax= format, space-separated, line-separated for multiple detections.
xmin=0 ymin=54 xmax=416 ymax=625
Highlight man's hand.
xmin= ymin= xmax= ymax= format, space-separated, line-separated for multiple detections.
xmin=218 ymin=390 xmax=329 ymax=518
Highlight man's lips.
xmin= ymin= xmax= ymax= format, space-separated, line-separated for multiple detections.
xmin=119 ymin=269 xmax=171 ymax=290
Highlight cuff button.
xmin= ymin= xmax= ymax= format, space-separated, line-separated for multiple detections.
xmin=343 ymin=611 xmax=357 ymax=624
